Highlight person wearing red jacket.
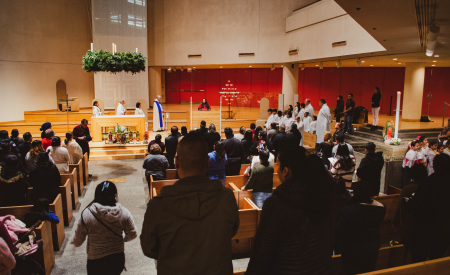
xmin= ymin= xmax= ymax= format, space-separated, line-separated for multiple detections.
xmin=198 ymin=98 xmax=211 ymax=111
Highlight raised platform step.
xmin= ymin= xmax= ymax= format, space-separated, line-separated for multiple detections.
xmin=355 ymin=126 xmax=441 ymax=141
xmin=90 ymin=153 xmax=146 ymax=161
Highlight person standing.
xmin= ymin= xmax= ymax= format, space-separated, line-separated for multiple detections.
xmin=40 ymin=122 xmax=52 ymax=139
xmin=335 ymin=95 xmax=345 ymax=122
xmin=333 ymin=122 xmax=344 ymax=143
xmin=205 ymin=124 xmax=221 ymax=153
xmin=140 ymin=132 xmax=239 ymax=274
xmin=198 ymin=98 xmax=211 ymax=111
xmin=116 ymin=99 xmax=126 ymax=116
xmin=92 ymin=101 xmax=102 ymax=117
xmin=298 ymin=103 xmax=306 ymax=121
xmin=370 ymin=87 xmax=382 ymax=131
xmin=304 ymin=99 xmax=314 ymax=118
xmin=143 ymin=144 xmax=169 ymax=182
xmin=284 ymin=111 xmax=295 ymax=132
xmin=47 ymin=137 xmax=70 ymax=174
xmin=207 ymin=141 xmax=228 ymax=186
xmin=164 ymin=126 xmax=179 ymax=169
xmin=18 ymin=132 xmax=32 ymax=167
xmin=316 ymin=99 xmax=332 ymax=143
xmin=153 ymin=95 xmax=164 ymax=132
xmin=135 ymin=102 xmax=145 ymax=116
xmin=343 ymin=94 xmax=355 ymax=134
xmin=222 ymin=127 xmax=244 ymax=176
xmin=265 ymin=109 xmax=273 ymax=130
xmin=356 ymin=142 xmax=384 ymax=196
xmin=73 ymin=119 xmax=92 ymax=159
xmin=72 ymin=181 xmax=137 ymax=275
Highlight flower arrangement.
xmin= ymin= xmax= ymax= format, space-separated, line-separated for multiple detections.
xmin=82 ymin=50 xmax=146 ymax=74
xmin=390 ymin=137 xmax=402 ymax=145
xmin=383 ymin=120 xmax=401 ymax=145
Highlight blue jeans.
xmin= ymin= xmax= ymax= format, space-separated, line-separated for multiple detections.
xmin=253 ymin=192 xmax=272 ymax=209
xmin=344 ymin=115 xmax=353 ymax=133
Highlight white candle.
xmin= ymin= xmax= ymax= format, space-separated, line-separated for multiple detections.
xmin=136 ymin=48 xmax=138 ymax=53
xmin=112 ymin=43 xmax=115 ymax=54
xmin=91 ymin=43 xmax=93 ymax=51
xmin=114 ymin=44 xmax=117 ymax=54
xmin=394 ymin=91 xmax=401 ymax=139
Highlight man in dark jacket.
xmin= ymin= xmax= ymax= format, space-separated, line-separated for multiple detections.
xmin=272 ymin=124 xmax=287 ymax=159
xmin=222 ymin=127 xmax=244 ymax=176
xmin=140 ymin=132 xmax=239 ymax=274
xmin=335 ymin=95 xmax=345 ymax=122
xmin=356 ymin=142 xmax=384 ymax=196
xmin=164 ymin=126 xmax=179 ymax=169
xmin=195 ymin=120 xmax=208 ymax=137
xmin=73 ymin=119 xmax=91 ymax=159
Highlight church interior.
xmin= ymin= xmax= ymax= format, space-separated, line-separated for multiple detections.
xmin=1 ymin=0 xmax=450 ymax=274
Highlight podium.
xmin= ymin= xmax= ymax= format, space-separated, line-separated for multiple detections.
xmin=59 ymin=97 xmax=80 ymax=112
xmin=192 ymin=110 xmax=221 ymax=130
xmin=91 ymin=115 xmax=145 ymax=142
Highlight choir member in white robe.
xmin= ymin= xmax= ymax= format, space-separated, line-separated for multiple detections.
xmin=92 ymin=101 xmax=102 ymax=117
xmin=116 ymin=99 xmax=126 ymax=115
xmin=316 ymin=99 xmax=332 ymax=143
xmin=62 ymin=132 xmax=83 ymax=164
xmin=153 ymin=95 xmax=164 ymax=132
xmin=426 ymin=141 xmax=438 ymax=176
xmin=309 ymin=116 xmax=317 ymax=134
xmin=303 ymin=112 xmax=312 ymax=133
xmin=135 ymin=102 xmax=145 ymax=116
xmin=295 ymin=116 xmax=304 ymax=146
xmin=266 ymin=109 xmax=273 ymax=130
xmin=297 ymin=103 xmax=305 ymax=121
xmin=284 ymin=111 xmax=295 ymax=132
xmin=304 ymin=99 xmax=314 ymax=118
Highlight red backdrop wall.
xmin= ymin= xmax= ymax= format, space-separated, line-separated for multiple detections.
xmin=165 ymin=67 xmax=449 ymax=116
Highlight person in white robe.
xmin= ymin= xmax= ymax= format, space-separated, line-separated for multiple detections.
xmin=284 ymin=111 xmax=295 ymax=132
xmin=266 ymin=109 xmax=273 ymax=130
xmin=116 ymin=99 xmax=126 ymax=116
xmin=295 ymin=116 xmax=304 ymax=146
xmin=297 ymin=103 xmax=305 ymax=121
xmin=92 ymin=101 xmax=102 ymax=117
xmin=135 ymin=102 xmax=145 ymax=116
xmin=316 ymin=99 xmax=332 ymax=143
xmin=303 ymin=112 xmax=312 ymax=133
xmin=309 ymin=115 xmax=317 ymax=134
xmin=62 ymin=132 xmax=83 ymax=164
xmin=153 ymin=95 xmax=164 ymax=132
xmin=47 ymin=137 xmax=70 ymax=173
xmin=426 ymin=141 xmax=438 ymax=176
xmin=304 ymin=99 xmax=314 ymax=118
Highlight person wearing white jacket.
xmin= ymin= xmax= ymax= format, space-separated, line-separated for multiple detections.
xmin=63 ymin=132 xmax=83 ymax=164
xmin=47 ymin=137 xmax=70 ymax=173
xmin=316 ymin=99 xmax=332 ymax=143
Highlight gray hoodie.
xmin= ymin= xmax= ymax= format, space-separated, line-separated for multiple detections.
xmin=72 ymin=202 xmax=137 ymax=260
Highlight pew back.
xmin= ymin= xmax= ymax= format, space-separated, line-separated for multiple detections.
xmin=61 ymin=169 xmax=79 ymax=209
xmin=69 ymin=159 xmax=84 ymax=195
xmin=303 ymin=132 xmax=317 ymax=150
xmin=59 ymin=178 xmax=73 ymax=226
xmin=374 ymin=194 xmax=400 ymax=236
xmin=82 ymin=152 xmax=89 ymax=185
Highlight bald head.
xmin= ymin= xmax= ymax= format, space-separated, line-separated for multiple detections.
xmin=175 ymin=131 xmax=209 ymax=178
xmin=156 ymin=95 xmax=161 ymax=101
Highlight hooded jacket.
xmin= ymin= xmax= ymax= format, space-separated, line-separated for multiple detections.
xmin=29 ymin=159 xmax=61 ymax=203
xmin=140 ymin=175 xmax=239 ymax=275
xmin=356 ymin=152 xmax=384 ymax=196
xmin=72 ymin=202 xmax=137 ymax=260
xmin=246 ymin=178 xmax=334 ymax=275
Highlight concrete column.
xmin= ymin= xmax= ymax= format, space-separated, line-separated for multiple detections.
xmin=402 ymin=62 xmax=425 ymax=121
xmin=148 ymin=68 xmax=164 ymax=104
xmin=282 ymin=64 xmax=299 ymax=108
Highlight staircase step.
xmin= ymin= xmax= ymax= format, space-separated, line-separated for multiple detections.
xmin=90 ymin=153 xmax=146 ymax=161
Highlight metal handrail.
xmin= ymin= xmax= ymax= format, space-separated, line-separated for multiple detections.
xmin=444 ymin=102 xmax=450 ymax=127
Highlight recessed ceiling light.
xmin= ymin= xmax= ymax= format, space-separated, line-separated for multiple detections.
xmin=393 ymin=58 xmax=397 ymax=60
xmin=249 ymin=66 xmax=252 ymax=67
xmin=398 ymin=63 xmax=402 ymax=64
xmin=315 ymin=64 xmax=319 ymax=66
xmin=193 ymin=67 xmax=196 ymax=68
xmin=432 ymin=64 xmax=436 ymax=66
xmin=220 ymin=66 xmax=223 ymax=68
xmin=433 ymin=60 xmax=437 ymax=62
xmin=434 ymin=55 xmax=439 ymax=57
xmin=361 ymin=61 xmax=365 ymax=63
xmin=370 ymin=65 xmax=373 ymax=66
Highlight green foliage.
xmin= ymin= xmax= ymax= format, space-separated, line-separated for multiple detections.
xmin=82 ymin=50 xmax=146 ymax=74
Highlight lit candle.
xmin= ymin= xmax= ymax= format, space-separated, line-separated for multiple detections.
xmin=136 ymin=48 xmax=138 ymax=53
xmin=394 ymin=91 xmax=401 ymax=139
xmin=91 ymin=43 xmax=93 ymax=51
xmin=112 ymin=43 xmax=115 ymax=54
xmin=114 ymin=44 xmax=117 ymax=54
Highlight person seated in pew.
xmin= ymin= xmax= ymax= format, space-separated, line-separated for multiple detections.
xmin=246 ymin=147 xmax=335 ymax=274
xmin=286 ymin=123 xmax=302 ymax=146
xmin=140 ymin=131 xmax=239 ymax=274
xmin=207 ymin=141 xmax=228 ymax=186
xmin=25 ymin=140 xmax=54 ymax=174
xmin=197 ymin=98 xmax=211 ymax=111
xmin=9 ymin=129 xmax=24 ymax=146
xmin=267 ymin=122 xmax=278 ymax=143
xmin=143 ymin=144 xmax=169 ymax=183
xmin=29 ymin=152 xmax=61 ymax=203
xmin=335 ymin=181 xmax=386 ymax=275
xmin=315 ymin=131 xmax=333 ymax=170
xmin=356 ymin=142 xmax=384 ymax=196
xmin=0 ymin=155 xmax=27 ymax=207
xmin=148 ymin=134 xmax=165 ymax=154
xmin=62 ymin=132 xmax=83 ymax=165
xmin=0 ymin=138 xmax=17 ymax=168
xmin=39 ymin=122 xmax=52 ymax=139
xmin=47 ymin=137 xmax=70 ymax=174
xmin=234 ymin=126 xmax=246 ymax=141
xmin=0 ymin=130 xmax=20 ymax=157
xmin=21 ymin=198 xmax=60 ymax=228
xmin=407 ymin=154 xmax=450 ymax=263
xmin=72 ymin=181 xmax=137 ymax=274
xmin=241 ymin=149 xmax=274 ymax=209
xmin=205 ymin=124 xmax=221 ymax=153
xmin=330 ymin=143 xmax=356 ymax=187
xmin=332 ymin=132 xmax=355 ymax=157
xmin=41 ymin=129 xmax=54 ymax=151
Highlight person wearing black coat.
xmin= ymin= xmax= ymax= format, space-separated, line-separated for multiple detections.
xmin=29 ymin=152 xmax=61 ymax=203
xmin=356 ymin=142 xmax=384 ymax=196
xmin=335 ymin=181 xmax=386 ymax=275
xmin=0 ymin=155 xmax=28 ymax=207
xmin=164 ymin=126 xmax=179 ymax=169
xmin=204 ymin=124 xmax=221 ymax=153
xmin=286 ymin=124 xmax=302 ymax=146
xmin=222 ymin=128 xmax=244 ymax=176
xmin=335 ymin=96 xmax=345 ymax=122
xmin=241 ymin=130 xmax=253 ymax=164
xmin=246 ymin=149 xmax=335 ymax=275
xmin=272 ymin=125 xmax=287 ymax=160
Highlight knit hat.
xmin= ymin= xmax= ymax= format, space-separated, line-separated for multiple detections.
xmin=40 ymin=122 xmax=52 ymax=131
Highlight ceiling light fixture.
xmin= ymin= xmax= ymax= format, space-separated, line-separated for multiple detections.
xmin=281 ymin=65 xmax=284 ymax=67
xmin=434 ymin=55 xmax=439 ymax=57
xmin=433 ymin=60 xmax=437 ymax=62
xmin=249 ymin=65 xmax=252 ymax=67
xmin=393 ymin=58 xmax=397 ymax=60
xmin=426 ymin=24 xmax=440 ymax=57
xmin=220 ymin=66 xmax=223 ymax=68
xmin=370 ymin=65 xmax=373 ymax=67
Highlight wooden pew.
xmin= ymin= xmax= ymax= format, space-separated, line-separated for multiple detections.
xmin=0 ymin=206 xmax=55 ymax=275
xmin=165 ymin=169 xmax=178 ymax=180
xmin=240 ymin=164 xmax=250 ymax=175
xmin=61 ymin=169 xmax=79 ymax=210
xmin=59 ymin=178 xmax=73 ymax=226
xmin=82 ymin=152 xmax=89 ymax=185
xmin=227 ymin=173 xmax=281 ymax=190
xmin=232 ymin=198 xmax=260 ymax=258
xmin=303 ymin=132 xmax=317 ymax=152
xmin=374 ymin=194 xmax=400 ymax=236
xmin=149 ymin=175 xmax=177 ymax=199
xmin=69 ymin=159 xmax=84 ymax=196
xmin=361 ymin=255 xmax=450 ymax=275
xmin=386 ymin=185 xmax=402 ymax=195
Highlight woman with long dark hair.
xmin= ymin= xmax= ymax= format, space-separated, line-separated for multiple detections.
xmin=370 ymin=87 xmax=382 ymax=130
xmin=246 ymin=147 xmax=334 ymax=274
xmin=330 ymin=143 xmax=356 ymax=188
xmin=241 ymin=130 xmax=253 ymax=164
xmin=72 ymin=181 xmax=137 ymax=275
xmin=25 ymin=140 xmax=54 ymax=172
xmin=207 ymin=141 xmax=228 ymax=185
xmin=198 ymin=98 xmax=211 ymax=111
xmin=62 ymin=132 xmax=83 ymax=164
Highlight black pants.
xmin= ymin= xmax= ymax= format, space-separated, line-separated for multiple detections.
xmin=225 ymin=159 xmax=241 ymax=176
xmin=87 ymin=252 xmax=125 ymax=275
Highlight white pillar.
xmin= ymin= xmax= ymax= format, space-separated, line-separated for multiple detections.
xmin=402 ymin=62 xmax=425 ymax=121
xmin=282 ymin=64 xmax=299 ymax=108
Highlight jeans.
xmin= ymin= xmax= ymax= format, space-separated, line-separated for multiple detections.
xmin=344 ymin=115 xmax=353 ymax=133
xmin=253 ymin=192 xmax=272 ymax=209
xmin=87 ymin=252 xmax=125 ymax=275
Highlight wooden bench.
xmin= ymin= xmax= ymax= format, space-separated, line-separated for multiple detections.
xmin=386 ymin=185 xmax=402 ymax=195
xmin=69 ymin=159 xmax=84 ymax=196
xmin=149 ymin=175 xmax=177 ymax=199
xmin=240 ymin=164 xmax=250 ymax=175
xmin=361 ymin=255 xmax=450 ymax=274
xmin=227 ymin=173 xmax=281 ymax=190
xmin=0 ymin=206 xmax=55 ymax=275
xmin=374 ymin=194 xmax=400 ymax=236
xmin=59 ymin=178 xmax=73 ymax=226
xmin=165 ymin=169 xmax=178 ymax=180
xmin=303 ymin=132 xmax=317 ymax=152
xmin=61 ymin=169 xmax=79 ymax=210
xmin=82 ymin=152 xmax=89 ymax=186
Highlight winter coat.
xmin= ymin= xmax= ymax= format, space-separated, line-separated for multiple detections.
xmin=29 ymin=160 xmax=61 ymax=203
xmin=357 ymin=152 xmax=384 ymax=196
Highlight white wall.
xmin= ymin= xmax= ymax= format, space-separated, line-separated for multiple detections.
xmin=0 ymin=0 xmax=94 ymax=122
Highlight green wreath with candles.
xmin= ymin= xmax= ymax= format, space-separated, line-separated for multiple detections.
xmin=82 ymin=50 xmax=146 ymax=74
